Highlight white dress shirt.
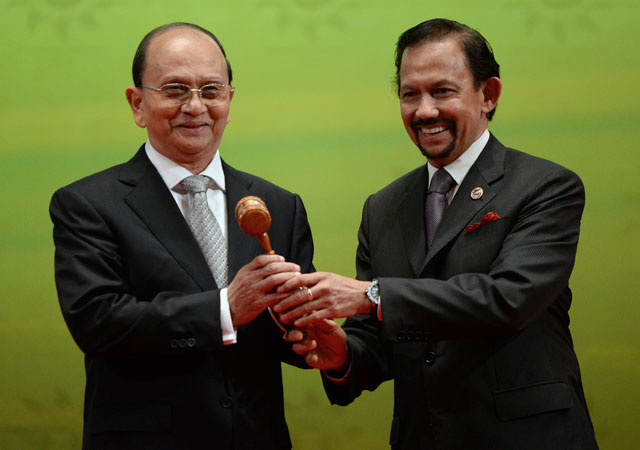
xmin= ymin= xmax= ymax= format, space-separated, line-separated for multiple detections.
xmin=145 ymin=141 xmax=237 ymax=344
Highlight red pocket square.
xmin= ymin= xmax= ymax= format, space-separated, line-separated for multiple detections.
xmin=465 ymin=212 xmax=501 ymax=232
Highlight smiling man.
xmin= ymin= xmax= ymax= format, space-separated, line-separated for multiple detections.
xmin=275 ymin=18 xmax=599 ymax=449
xmin=50 ymin=23 xmax=314 ymax=450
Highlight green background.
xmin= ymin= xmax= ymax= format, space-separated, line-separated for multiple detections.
xmin=1 ymin=0 xmax=638 ymax=448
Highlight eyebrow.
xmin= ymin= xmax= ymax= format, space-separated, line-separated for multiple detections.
xmin=433 ymin=78 xmax=457 ymax=87
xmin=400 ymin=78 xmax=457 ymax=90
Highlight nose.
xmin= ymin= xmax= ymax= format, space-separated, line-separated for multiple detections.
xmin=415 ymin=94 xmax=438 ymax=119
xmin=181 ymin=89 xmax=207 ymax=115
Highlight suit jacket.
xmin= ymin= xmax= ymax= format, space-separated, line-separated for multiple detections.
xmin=50 ymin=145 xmax=314 ymax=450
xmin=324 ymin=135 xmax=598 ymax=450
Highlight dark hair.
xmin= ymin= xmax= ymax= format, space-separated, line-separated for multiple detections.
xmin=394 ymin=18 xmax=500 ymax=120
xmin=132 ymin=22 xmax=233 ymax=87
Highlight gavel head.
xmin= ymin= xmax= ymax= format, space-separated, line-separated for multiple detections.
xmin=235 ymin=196 xmax=271 ymax=237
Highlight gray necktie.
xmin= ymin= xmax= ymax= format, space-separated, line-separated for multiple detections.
xmin=426 ymin=168 xmax=457 ymax=248
xmin=181 ymin=175 xmax=228 ymax=287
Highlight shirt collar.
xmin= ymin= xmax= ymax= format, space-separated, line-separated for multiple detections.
xmin=427 ymin=128 xmax=490 ymax=188
xmin=144 ymin=140 xmax=226 ymax=194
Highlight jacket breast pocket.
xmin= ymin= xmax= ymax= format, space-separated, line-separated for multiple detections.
xmin=457 ymin=215 xmax=511 ymax=250
xmin=444 ymin=218 xmax=511 ymax=274
xmin=494 ymin=381 xmax=574 ymax=421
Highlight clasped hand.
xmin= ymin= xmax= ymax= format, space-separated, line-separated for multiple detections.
xmin=226 ymin=254 xmax=300 ymax=327
xmin=272 ymin=272 xmax=372 ymax=327
xmin=276 ymin=273 xmax=370 ymax=372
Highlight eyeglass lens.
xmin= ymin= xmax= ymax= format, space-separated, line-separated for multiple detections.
xmin=161 ymin=83 xmax=229 ymax=103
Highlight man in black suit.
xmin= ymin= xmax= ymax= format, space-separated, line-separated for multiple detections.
xmin=275 ymin=19 xmax=598 ymax=449
xmin=50 ymin=23 xmax=313 ymax=449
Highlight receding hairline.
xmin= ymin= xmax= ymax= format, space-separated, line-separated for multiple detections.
xmin=144 ymin=26 xmax=225 ymax=61
xmin=133 ymin=22 xmax=232 ymax=86
xmin=152 ymin=25 xmax=221 ymax=45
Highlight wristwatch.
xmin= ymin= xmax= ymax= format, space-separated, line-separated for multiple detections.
xmin=365 ymin=279 xmax=380 ymax=313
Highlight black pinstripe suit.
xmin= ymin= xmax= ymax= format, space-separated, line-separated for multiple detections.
xmin=324 ymin=134 xmax=598 ymax=450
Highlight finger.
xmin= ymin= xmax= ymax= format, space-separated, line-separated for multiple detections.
xmin=262 ymin=271 xmax=303 ymax=294
xmin=313 ymin=318 xmax=340 ymax=333
xmin=250 ymin=254 xmax=286 ymax=269
xmin=292 ymin=339 xmax=317 ymax=355
xmin=272 ymin=288 xmax=312 ymax=314
xmin=276 ymin=272 xmax=325 ymax=293
xmin=261 ymin=290 xmax=292 ymax=308
xmin=261 ymin=261 xmax=301 ymax=276
xmin=274 ymin=275 xmax=306 ymax=294
xmin=293 ymin=310 xmax=333 ymax=328
xmin=275 ymin=277 xmax=305 ymax=293
xmin=284 ymin=328 xmax=304 ymax=342
xmin=305 ymin=352 xmax=320 ymax=367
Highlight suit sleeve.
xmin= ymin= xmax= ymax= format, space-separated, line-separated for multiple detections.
xmin=323 ymin=195 xmax=393 ymax=404
xmin=378 ymin=166 xmax=585 ymax=340
xmin=287 ymin=194 xmax=315 ymax=275
xmin=277 ymin=193 xmax=316 ymax=368
xmin=50 ymin=186 xmax=224 ymax=358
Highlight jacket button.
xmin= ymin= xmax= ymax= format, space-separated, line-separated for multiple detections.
xmin=425 ymin=351 xmax=437 ymax=365
xmin=220 ymin=396 xmax=232 ymax=408
xmin=187 ymin=338 xmax=196 ymax=347
xmin=178 ymin=338 xmax=187 ymax=348
xmin=170 ymin=339 xmax=178 ymax=349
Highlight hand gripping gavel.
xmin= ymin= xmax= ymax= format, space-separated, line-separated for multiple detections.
xmin=236 ymin=195 xmax=297 ymax=334
xmin=234 ymin=196 xmax=275 ymax=254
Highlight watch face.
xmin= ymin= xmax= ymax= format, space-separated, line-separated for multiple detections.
xmin=367 ymin=281 xmax=379 ymax=304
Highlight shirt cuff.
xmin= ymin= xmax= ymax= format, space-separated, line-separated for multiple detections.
xmin=220 ymin=288 xmax=237 ymax=345
xmin=323 ymin=361 xmax=352 ymax=384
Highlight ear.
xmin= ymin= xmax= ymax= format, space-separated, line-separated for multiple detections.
xmin=226 ymin=88 xmax=235 ymax=125
xmin=126 ymin=86 xmax=147 ymax=129
xmin=480 ymin=76 xmax=502 ymax=116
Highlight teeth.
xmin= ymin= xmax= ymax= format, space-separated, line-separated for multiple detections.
xmin=421 ymin=126 xmax=447 ymax=135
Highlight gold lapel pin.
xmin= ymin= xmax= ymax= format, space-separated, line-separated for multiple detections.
xmin=470 ymin=187 xmax=484 ymax=200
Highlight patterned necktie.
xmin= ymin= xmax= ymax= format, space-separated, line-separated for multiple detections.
xmin=181 ymin=175 xmax=228 ymax=287
xmin=425 ymin=168 xmax=457 ymax=248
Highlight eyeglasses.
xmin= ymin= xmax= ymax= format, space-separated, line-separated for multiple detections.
xmin=140 ymin=82 xmax=234 ymax=106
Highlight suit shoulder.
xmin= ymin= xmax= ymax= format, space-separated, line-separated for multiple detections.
xmin=224 ymin=163 xmax=298 ymax=199
xmin=366 ymin=165 xmax=426 ymax=204
xmin=502 ymin=146 xmax=584 ymax=187
xmin=52 ymin=161 xmax=130 ymax=199
xmin=51 ymin=147 xmax=153 ymax=207
xmin=505 ymin=147 xmax=579 ymax=178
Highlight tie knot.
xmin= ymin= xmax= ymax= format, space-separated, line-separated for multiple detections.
xmin=181 ymin=175 xmax=210 ymax=194
xmin=429 ymin=169 xmax=456 ymax=195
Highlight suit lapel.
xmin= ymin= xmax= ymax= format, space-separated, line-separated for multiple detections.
xmin=397 ymin=166 xmax=429 ymax=277
xmin=222 ymin=162 xmax=264 ymax=280
xmin=421 ymin=134 xmax=506 ymax=271
xmin=120 ymin=147 xmax=217 ymax=291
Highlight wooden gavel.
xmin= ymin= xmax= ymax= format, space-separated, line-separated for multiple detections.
xmin=235 ymin=196 xmax=274 ymax=254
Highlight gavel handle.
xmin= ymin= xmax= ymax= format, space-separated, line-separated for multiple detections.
xmin=258 ymin=233 xmax=274 ymax=255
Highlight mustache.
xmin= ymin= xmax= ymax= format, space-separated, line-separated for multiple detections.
xmin=411 ymin=118 xmax=454 ymax=128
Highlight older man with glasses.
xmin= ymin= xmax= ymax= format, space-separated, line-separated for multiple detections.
xmin=50 ymin=22 xmax=314 ymax=450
